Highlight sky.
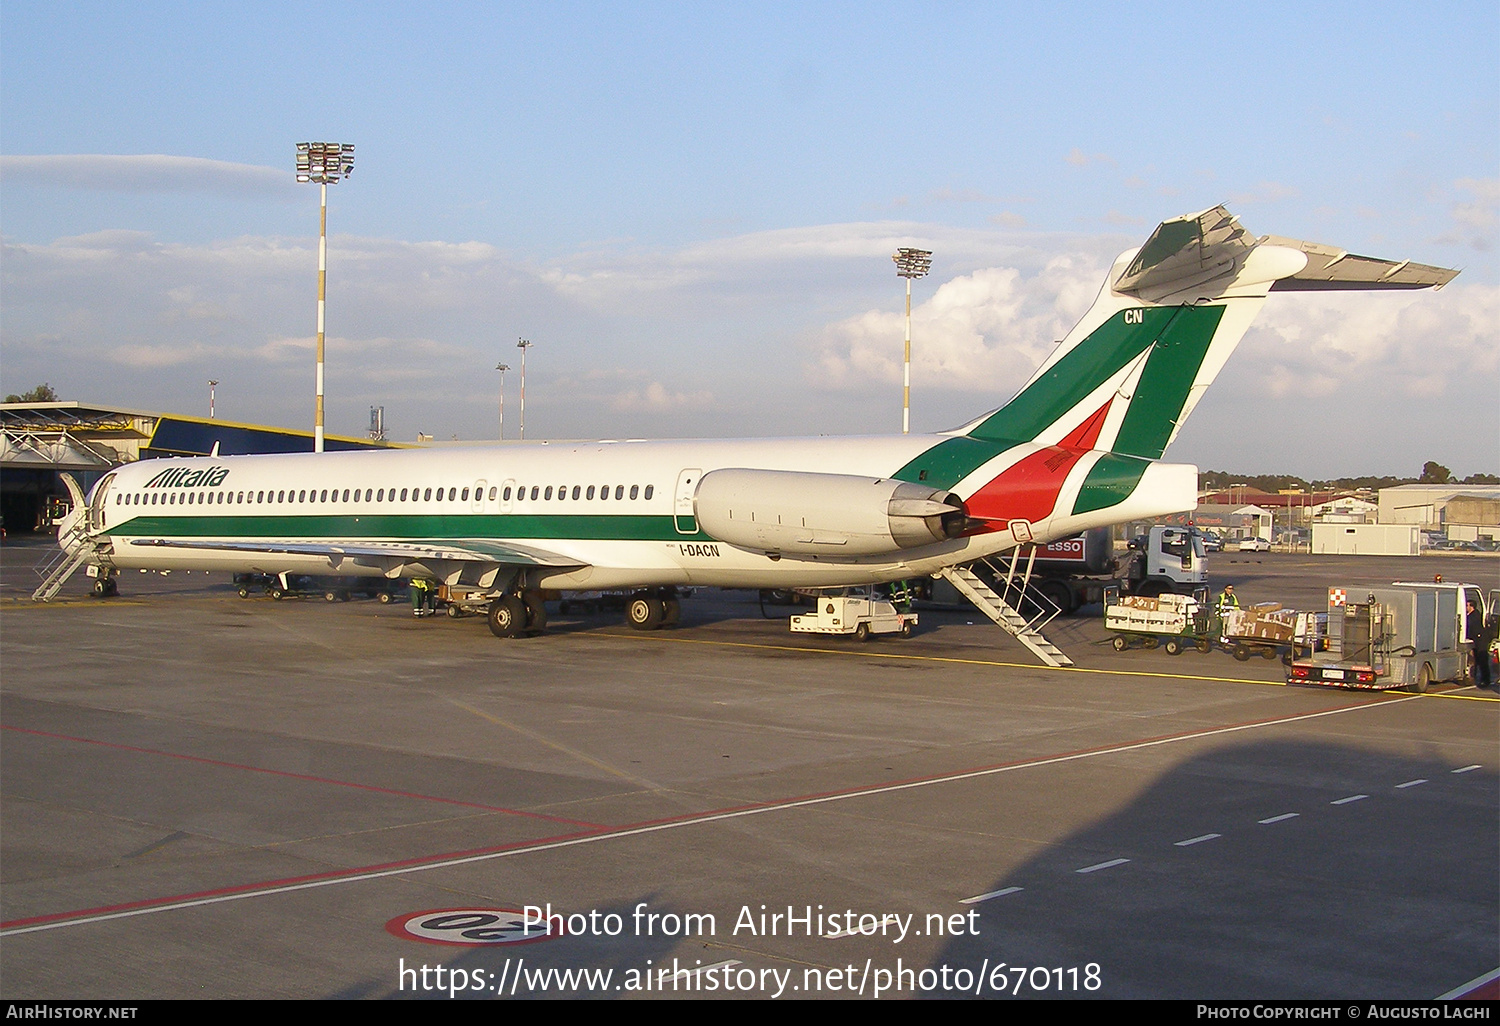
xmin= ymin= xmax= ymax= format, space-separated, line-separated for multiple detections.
xmin=2 ymin=1 xmax=1496 ymax=479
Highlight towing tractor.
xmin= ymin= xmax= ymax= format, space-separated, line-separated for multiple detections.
xmin=789 ymin=587 xmax=917 ymax=640
xmin=1287 ymin=582 xmax=1490 ymax=692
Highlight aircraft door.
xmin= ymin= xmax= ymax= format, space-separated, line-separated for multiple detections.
xmin=86 ymin=472 xmax=115 ymax=533
xmin=674 ymin=468 xmax=702 ymax=534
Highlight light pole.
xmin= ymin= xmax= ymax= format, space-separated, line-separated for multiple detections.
xmin=208 ymin=379 xmax=218 ymax=419
xmin=892 ymin=247 xmax=932 ymax=434
xmin=516 ymin=339 xmax=533 ymax=439
xmin=495 ymin=362 xmax=510 ymax=440
xmin=295 ymin=141 xmax=355 ymax=453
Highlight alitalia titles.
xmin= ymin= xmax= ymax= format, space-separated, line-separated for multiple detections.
xmin=143 ymin=466 xmax=229 ymax=489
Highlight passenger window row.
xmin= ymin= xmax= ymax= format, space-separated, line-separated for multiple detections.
xmin=115 ymin=482 xmax=657 ymax=507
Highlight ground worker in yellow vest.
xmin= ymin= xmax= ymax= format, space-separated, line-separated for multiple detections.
xmin=1217 ymin=583 xmax=1240 ymax=613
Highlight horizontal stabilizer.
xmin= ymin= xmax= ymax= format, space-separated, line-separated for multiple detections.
xmin=1260 ymin=235 xmax=1459 ymax=291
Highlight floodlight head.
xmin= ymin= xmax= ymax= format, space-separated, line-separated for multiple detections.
xmin=892 ymin=247 xmax=933 ymax=279
xmin=295 ymin=141 xmax=355 ymax=184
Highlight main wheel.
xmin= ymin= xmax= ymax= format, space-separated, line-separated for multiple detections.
xmin=626 ymin=593 xmax=664 ymax=631
xmin=854 ymin=622 xmax=871 ymax=642
xmin=488 ymin=595 xmax=526 ymax=638
xmin=523 ymin=592 xmax=548 ymax=634
xmin=1164 ymin=637 xmax=1183 ymax=656
xmin=1410 ymin=663 xmax=1432 ymax=694
xmin=93 ymin=577 xmax=110 ymax=597
xmin=1111 ymin=635 xmax=1129 ymax=652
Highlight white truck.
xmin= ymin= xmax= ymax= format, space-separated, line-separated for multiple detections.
xmin=789 ymin=588 xmax=916 ymax=641
xmin=1287 ymin=581 xmax=1490 ymax=692
xmin=929 ymin=526 xmax=1207 ymax=615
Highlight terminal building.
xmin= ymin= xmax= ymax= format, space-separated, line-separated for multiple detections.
xmin=1 ymin=401 xmax=397 ymax=534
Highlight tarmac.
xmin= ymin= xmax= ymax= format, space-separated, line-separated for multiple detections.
xmin=1 ymin=537 xmax=1496 ymax=1000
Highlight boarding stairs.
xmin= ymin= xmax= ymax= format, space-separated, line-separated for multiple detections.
xmin=939 ymin=546 xmax=1073 ymax=668
xmin=31 ymin=522 xmax=98 ymax=602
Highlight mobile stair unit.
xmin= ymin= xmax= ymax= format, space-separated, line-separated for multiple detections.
xmin=939 ymin=545 xmax=1073 ymax=667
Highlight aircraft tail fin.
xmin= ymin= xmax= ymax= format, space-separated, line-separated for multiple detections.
xmin=959 ymin=205 xmax=1457 ymax=463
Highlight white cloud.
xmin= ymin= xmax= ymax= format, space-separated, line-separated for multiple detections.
xmin=0 ymin=154 xmax=294 ymax=197
xmin=2 ymin=221 xmax=1492 ymax=472
xmin=810 ymin=254 xmax=1108 ymax=396
xmin=1064 ymin=148 xmax=1113 ymax=167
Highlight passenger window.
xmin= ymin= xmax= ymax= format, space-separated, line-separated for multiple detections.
xmin=615 ymin=485 xmax=624 ymax=500
xmin=488 ymin=486 xmax=497 ymax=500
xmin=378 ymin=489 xmax=385 ymax=501
xmin=462 ymin=487 xmax=470 ymax=501
xmin=644 ymin=485 xmax=654 ymax=500
xmin=530 ymin=486 xmax=539 ymax=500
xmin=503 ymin=487 xmax=512 ymax=500
xmin=341 ymin=489 xmax=349 ymax=502
xmin=587 ymin=486 xmax=595 ymax=500
xmin=353 ymin=489 xmax=360 ymax=503
xmin=572 ymin=485 xmax=580 ymax=500
xmin=277 ymin=490 xmax=285 ymax=503
xmin=630 ymin=485 xmax=639 ymax=500
xmin=544 ymin=486 xmax=553 ymax=500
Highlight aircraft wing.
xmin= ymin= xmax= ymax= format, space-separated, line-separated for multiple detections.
xmin=126 ymin=536 xmax=585 ymax=568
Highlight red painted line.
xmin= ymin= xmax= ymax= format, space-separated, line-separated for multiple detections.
xmin=0 ymin=828 xmax=599 ymax=929
xmin=0 ymin=724 xmax=606 ymax=829
xmin=1 ymin=697 xmax=1388 ymax=934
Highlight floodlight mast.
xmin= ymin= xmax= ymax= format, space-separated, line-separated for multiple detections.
xmin=516 ymin=339 xmax=533 ymax=439
xmin=892 ymin=247 xmax=932 ymax=434
xmin=295 ymin=142 xmax=355 ymax=453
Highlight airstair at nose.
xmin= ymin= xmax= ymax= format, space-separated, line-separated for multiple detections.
xmin=939 ymin=547 xmax=1073 ymax=668
xmin=31 ymin=522 xmax=98 ymax=602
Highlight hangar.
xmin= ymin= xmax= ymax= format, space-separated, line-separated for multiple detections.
xmin=0 ymin=401 xmax=397 ymax=535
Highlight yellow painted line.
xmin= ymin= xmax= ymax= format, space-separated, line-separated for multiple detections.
xmin=596 ymin=630 xmax=1500 ymax=701
xmin=595 ymin=630 xmax=1285 ymax=686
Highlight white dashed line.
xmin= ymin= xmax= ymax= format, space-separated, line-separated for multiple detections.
xmin=1452 ymin=765 xmax=1481 ymax=774
xmin=1175 ymin=833 xmax=1221 ymax=847
xmin=960 ymin=887 xmax=1022 ymax=905
xmin=1331 ymin=795 xmax=1368 ymax=805
xmin=1395 ymin=779 xmax=1428 ymax=789
xmin=1076 ymin=858 xmax=1130 ymax=874
xmin=1259 ymin=813 xmax=1299 ymax=824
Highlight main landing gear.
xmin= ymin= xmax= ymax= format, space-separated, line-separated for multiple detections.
xmin=486 ymin=590 xmax=548 ymax=639
xmin=626 ymin=589 xmax=681 ymax=631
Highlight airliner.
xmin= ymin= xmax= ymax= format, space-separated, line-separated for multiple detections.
xmin=49 ymin=206 xmax=1456 ymax=637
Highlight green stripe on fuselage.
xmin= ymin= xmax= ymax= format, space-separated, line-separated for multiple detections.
xmin=892 ymin=436 xmax=1014 ymax=490
xmin=105 ymin=512 xmax=713 ymax=543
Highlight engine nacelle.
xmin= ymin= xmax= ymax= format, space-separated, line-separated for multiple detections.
xmin=695 ymin=469 xmax=966 ymax=556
